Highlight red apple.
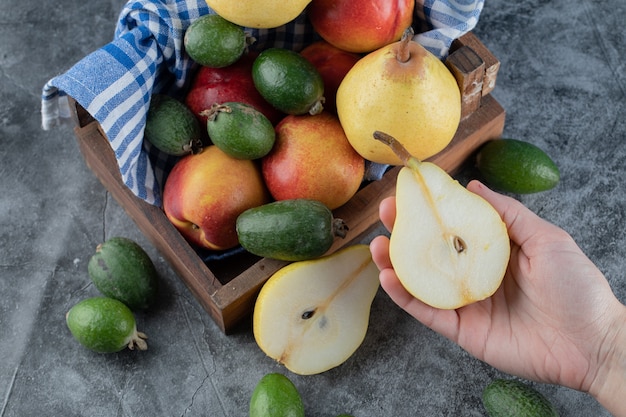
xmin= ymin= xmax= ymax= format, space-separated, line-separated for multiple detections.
xmin=300 ymin=40 xmax=361 ymax=114
xmin=163 ymin=146 xmax=270 ymax=250
xmin=185 ymin=53 xmax=284 ymax=127
xmin=307 ymin=0 xmax=415 ymax=53
xmin=262 ymin=113 xmax=365 ymax=210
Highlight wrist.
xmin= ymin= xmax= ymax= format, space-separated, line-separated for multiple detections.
xmin=589 ymin=304 xmax=626 ymax=416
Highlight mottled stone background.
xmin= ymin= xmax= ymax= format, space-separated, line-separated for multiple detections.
xmin=1 ymin=0 xmax=623 ymax=415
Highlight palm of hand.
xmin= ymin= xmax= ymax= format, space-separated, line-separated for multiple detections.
xmin=371 ymin=181 xmax=616 ymax=393
xmin=453 ymin=225 xmax=610 ymax=391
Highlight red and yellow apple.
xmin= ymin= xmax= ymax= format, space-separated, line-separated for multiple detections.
xmin=185 ymin=53 xmax=284 ymax=127
xmin=300 ymin=40 xmax=361 ymax=114
xmin=262 ymin=113 xmax=365 ymax=210
xmin=307 ymin=0 xmax=415 ymax=53
xmin=163 ymin=146 xmax=270 ymax=250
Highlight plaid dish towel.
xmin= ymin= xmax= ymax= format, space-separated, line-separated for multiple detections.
xmin=41 ymin=0 xmax=483 ymax=207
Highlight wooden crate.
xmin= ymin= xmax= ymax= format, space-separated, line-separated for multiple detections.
xmin=70 ymin=32 xmax=505 ymax=334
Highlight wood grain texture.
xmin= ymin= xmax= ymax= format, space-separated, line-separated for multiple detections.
xmin=446 ymin=45 xmax=485 ymax=119
xmin=452 ymin=32 xmax=501 ymax=96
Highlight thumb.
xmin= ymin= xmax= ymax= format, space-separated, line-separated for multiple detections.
xmin=467 ymin=180 xmax=554 ymax=246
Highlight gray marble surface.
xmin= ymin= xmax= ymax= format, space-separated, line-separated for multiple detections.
xmin=1 ymin=0 xmax=624 ymax=415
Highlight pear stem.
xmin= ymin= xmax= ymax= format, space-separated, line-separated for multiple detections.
xmin=373 ymin=131 xmax=420 ymax=167
xmin=397 ymin=27 xmax=415 ymax=64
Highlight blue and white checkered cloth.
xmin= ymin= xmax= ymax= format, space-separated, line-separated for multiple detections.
xmin=41 ymin=0 xmax=483 ymax=207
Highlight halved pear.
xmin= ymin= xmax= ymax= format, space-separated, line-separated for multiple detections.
xmin=253 ymin=244 xmax=380 ymax=375
xmin=374 ymin=131 xmax=510 ymax=309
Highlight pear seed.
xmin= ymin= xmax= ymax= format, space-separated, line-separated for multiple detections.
xmin=301 ymin=309 xmax=316 ymax=320
xmin=453 ymin=236 xmax=467 ymax=253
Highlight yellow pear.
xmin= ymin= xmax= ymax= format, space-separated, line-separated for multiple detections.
xmin=253 ymin=244 xmax=380 ymax=375
xmin=205 ymin=0 xmax=311 ymax=29
xmin=337 ymin=29 xmax=461 ymax=165
xmin=374 ymin=131 xmax=510 ymax=309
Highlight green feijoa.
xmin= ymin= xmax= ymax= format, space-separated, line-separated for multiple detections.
xmin=249 ymin=373 xmax=305 ymax=417
xmin=203 ymin=102 xmax=275 ymax=159
xmin=252 ymin=48 xmax=325 ymax=116
xmin=66 ymin=297 xmax=148 ymax=353
xmin=184 ymin=14 xmax=250 ymax=68
xmin=88 ymin=237 xmax=158 ymax=310
xmin=236 ymin=199 xmax=348 ymax=261
xmin=476 ymin=138 xmax=560 ymax=194
xmin=482 ymin=379 xmax=559 ymax=417
xmin=145 ymin=94 xmax=203 ymax=156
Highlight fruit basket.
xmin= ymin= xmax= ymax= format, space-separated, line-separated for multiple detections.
xmin=69 ymin=32 xmax=505 ymax=334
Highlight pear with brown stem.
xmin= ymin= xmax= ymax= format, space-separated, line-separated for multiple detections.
xmin=337 ymin=28 xmax=461 ymax=165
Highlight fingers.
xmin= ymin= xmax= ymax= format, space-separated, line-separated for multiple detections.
xmin=378 ymin=196 xmax=396 ymax=233
xmin=373 ymin=243 xmax=436 ymax=326
xmin=370 ymin=236 xmax=416 ymax=311
xmin=369 ymin=235 xmax=392 ymax=271
xmin=378 ymin=260 xmax=462 ymax=341
xmin=467 ymin=180 xmax=557 ymax=246
xmin=379 ymin=267 xmax=431 ymax=318
xmin=370 ymin=234 xmax=461 ymax=340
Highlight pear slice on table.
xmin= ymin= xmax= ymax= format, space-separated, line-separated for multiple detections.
xmin=253 ymin=244 xmax=380 ymax=375
xmin=374 ymin=131 xmax=510 ymax=310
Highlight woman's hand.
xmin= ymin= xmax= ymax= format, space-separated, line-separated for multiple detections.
xmin=370 ymin=180 xmax=626 ymax=415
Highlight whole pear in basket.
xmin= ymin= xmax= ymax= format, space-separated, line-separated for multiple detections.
xmin=374 ymin=131 xmax=510 ymax=309
xmin=205 ymin=0 xmax=311 ymax=29
xmin=337 ymin=28 xmax=462 ymax=165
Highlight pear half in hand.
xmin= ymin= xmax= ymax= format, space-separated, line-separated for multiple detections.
xmin=253 ymin=244 xmax=380 ymax=375
xmin=374 ymin=131 xmax=510 ymax=309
